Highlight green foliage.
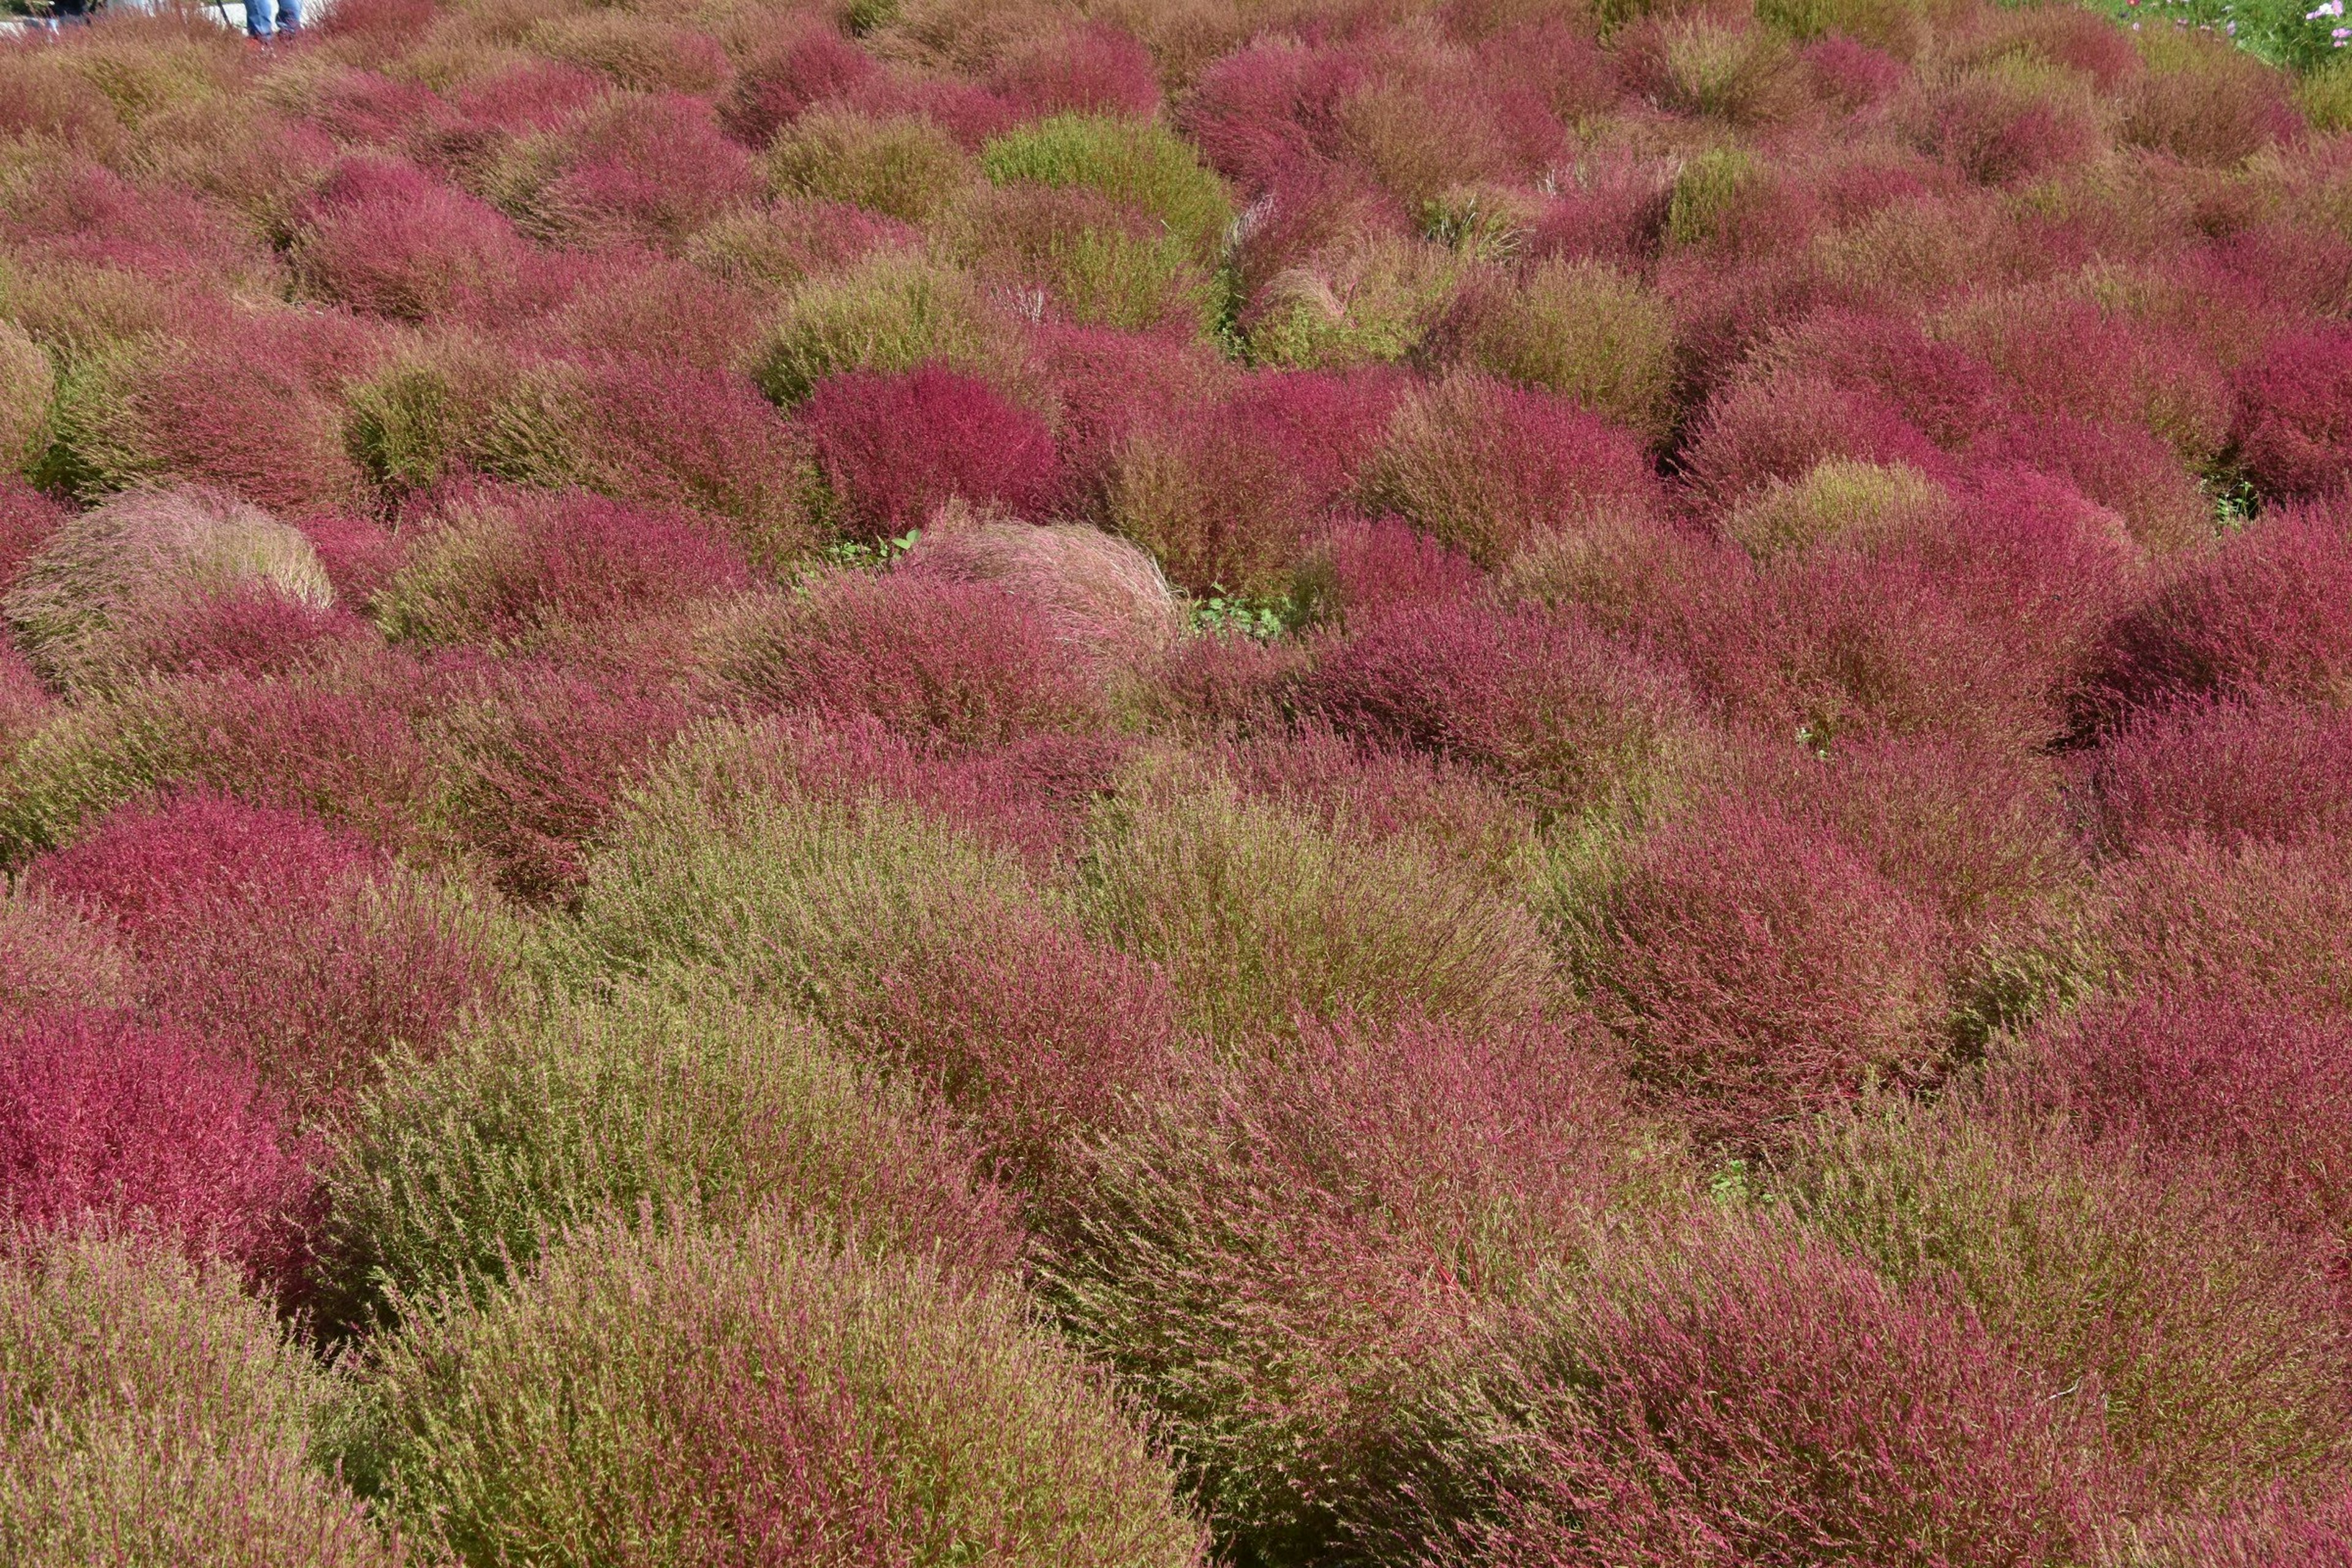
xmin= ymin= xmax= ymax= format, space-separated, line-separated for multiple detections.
xmin=980 ymin=114 xmax=1234 ymax=260
xmin=765 ymin=109 xmax=975 ymax=223
xmin=1723 ymin=458 xmax=1947 ymax=559
xmin=0 ymin=319 xmax=55 ymax=476
xmin=0 ymin=1229 xmax=396 ymax=1567
xmin=822 ymin=527 xmax=924 ymax=571
xmin=751 ymin=252 xmax=1011 ymax=407
xmin=1455 ymin=259 xmax=1678 ymax=442
xmin=1079 ymin=779 xmax=1556 ymax=1046
xmin=2089 ymin=0 xmax=2344 ymax=72
xmin=1186 ymin=587 xmax=1291 ymax=639
xmin=1241 ymin=236 xmax=1460 ymax=369
xmin=316 ymin=982 xmax=1020 ymax=1332
xmin=341 ymin=335 xmax=517 ymax=496
xmin=1665 ymin=146 xmax=1758 ymax=249
xmin=346 ymin=1216 xmax=1209 ymax=1567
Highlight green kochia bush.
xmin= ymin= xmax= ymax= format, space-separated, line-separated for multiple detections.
xmin=979 ymin=114 xmax=1234 ymax=261
xmin=348 ymin=1216 xmax=1209 ymax=1567
xmin=752 ymin=252 xmax=1018 ymax=408
xmin=1078 ymin=777 xmax=1558 ymax=1046
xmin=315 ymin=982 xmax=1024 ymax=1332
xmin=0 ymin=1230 xmax=396 ymax=1568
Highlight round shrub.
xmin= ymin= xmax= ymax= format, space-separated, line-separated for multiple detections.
xmin=979 ymin=112 xmax=1232 ymax=259
xmin=285 ymin=155 xmax=532 ymax=323
xmin=1453 ymin=1217 xmax=2121 ymax=1567
xmin=0 ymin=1230 xmax=396 ymax=1567
xmin=479 ymin=91 xmax=761 ymax=247
xmin=1080 ymin=778 xmax=1556 ymax=1044
xmin=373 ymin=486 xmax=751 ymax=647
xmin=939 ymin=179 xmax=1216 ymax=334
xmin=765 ymin=107 xmax=974 ymax=222
xmin=1972 ymin=413 xmax=2208 ymax=558
xmin=2092 ymin=835 xmax=2352 ymax=1024
xmin=800 ymin=366 xmax=1063 ymax=537
xmin=987 ymin=21 xmax=1161 ymax=119
xmin=1722 ymin=457 xmax=1947 ymax=560
xmin=1 ymin=486 xmax=334 ymax=694
xmin=707 ymin=571 xmax=1107 ymax=744
xmin=352 ymin=1216 xmax=1206 ymax=1567
xmin=903 ymin=518 xmax=1180 ymax=668
xmin=42 ymin=312 xmax=379 ymax=515
xmin=2088 ymin=696 xmax=2352 ymax=854
xmin=2070 ymin=498 xmax=2352 ymax=735
xmin=317 ymin=982 xmax=1021 ymax=1330
xmin=432 ymin=652 xmax=704 ymax=905
xmin=1436 ymin=258 xmax=1678 ymax=442
xmin=522 ymin=11 xmax=730 ymax=94
xmin=1357 ymin=370 xmax=1662 ymax=567
xmin=1577 ymin=797 xmax=1952 ymax=1151
xmin=1287 ymin=513 xmax=1483 ymax=628
xmin=1785 ymin=1091 xmax=2352 ymax=1504
xmin=561 ymin=729 xmax=1180 ymax=1175
xmin=0 ymin=1009 xmax=312 ymax=1292
xmin=752 ymin=251 xmax=1014 ymax=407
xmin=718 ymin=23 xmax=880 ymax=146
xmin=1303 ymin=598 xmax=1697 ymax=823
xmin=472 ymin=356 xmax=821 ymax=576
xmin=1104 ymin=368 xmax=1401 ymax=595
xmin=1041 ymin=1012 xmax=1642 ymax=1565
xmin=1684 ymin=373 xmax=1944 ymax=508
xmin=28 ymin=788 xmax=513 ymax=1112
xmin=2230 ymin=325 xmax=2352 ymax=503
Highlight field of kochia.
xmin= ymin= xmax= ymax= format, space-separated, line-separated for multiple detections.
xmin=0 ymin=0 xmax=2350 ymax=1559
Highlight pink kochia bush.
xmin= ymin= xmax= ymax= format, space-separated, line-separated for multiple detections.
xmin=0 ymin=1009 xmax=314 ymax=1294
xmin=711 ymin=571 xmax=1107 ymax=744
xmin=1458 ymin=1219 xmax=2119 ymax=1567
xmin=2071 ymin=498 xmax=2352 ymax=734
xmin=1579 ymin=797 xmax=1951 ymax=1151
xmin=799 ymin=367 xmax=1063 ymax=537
xmin=2022 ymin=994 xmax=2352 ymax=1291
xmin=28 ymin=791 xmax=506 ymax=1110
xmin=1302 ymin=598 xmax=1694 ymax=820
xmin=2088 ymin=696 xmax=2352 ymax=853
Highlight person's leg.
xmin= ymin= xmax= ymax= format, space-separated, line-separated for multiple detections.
xmin=273 ymin=0 xmax=300 ymax=34
xmin=246 ymin=0 xmax=276 ymax=39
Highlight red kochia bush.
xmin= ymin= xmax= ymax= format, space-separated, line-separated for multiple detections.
xmin=33 ymin=788 xmax=372 ymax=934
xmin=2070 ymin=497 xmax=2352 ymax=736
xmin=1682 ymin=374 xmax=1945 ymax=507
xmin=1476 ymin=1220 xmax=2116 ymax=1567
xmin=713 ymin=573 xmax=1106 ymax=745
xmin=2089 ymin=696 xmax=2352 ymax=854
xmin=29 ymin=791 xmax=505 ymax=1109
xmin=1294 ymin=515 xmax=1482 ymax=627
xmin=1583 ymin=798 xmax=1951 ymax=1150
xmin=1970 ymin=412 xmax=2208 ymax=556
xmin=394 ymin=488 xmax=753 ymax=645
xmin=799 ymin=367 xmax=1064 ymax=537
xmin=0 ymin=1009 xmax=314 ymax=1294
xmin=0 ymin=477 xmax=66 ymax=592
xmin=1111 ymin=368 xmax=1403 ymax=594
xmin=2230 ymin=325 xmax=2352 ymax=503
xmin=1757 ymin=309 xmax=2007 ymax=449
xmin=2023 ymin=995 xmax=2352 ymax=1289
xmin=717 ymin=25 xmax=880 ymax=147
xmin=442 ymin=655 xmax=703 ymax=904
xmin=1303 ymin=598 xmax=1693 ymax=820
xmin=843 ymin=897 xmax=1184 ymax=1180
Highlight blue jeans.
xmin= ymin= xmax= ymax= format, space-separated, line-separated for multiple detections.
xmin=246 ymin=0 xmax=299 ymax=37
